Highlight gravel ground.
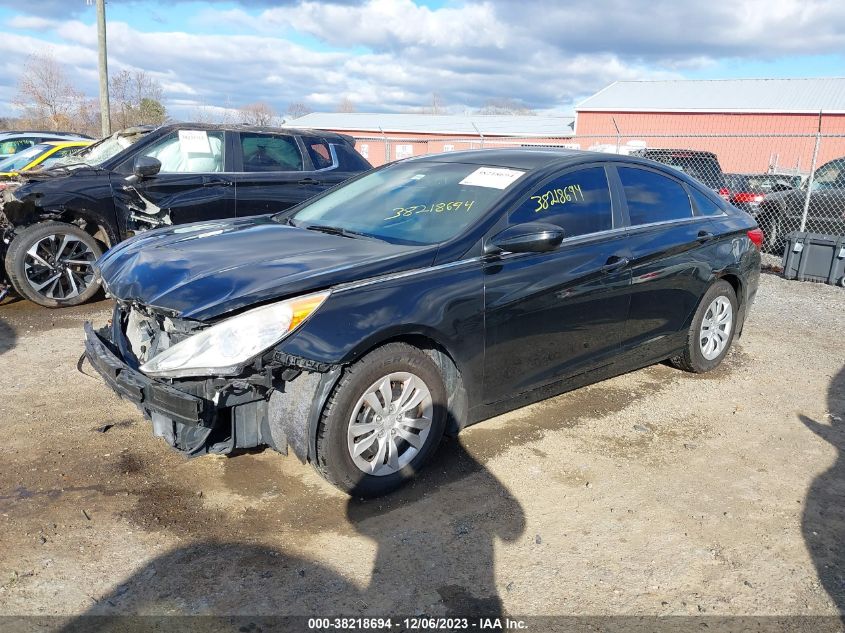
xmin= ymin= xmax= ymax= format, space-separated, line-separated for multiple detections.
xmin=0 ymin=273 xmax=843 ymax=625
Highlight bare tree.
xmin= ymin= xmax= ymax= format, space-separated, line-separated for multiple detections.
xmin=110 ymin=69 xmax=167 ymax=129
xmin=238 ymin=101 xmax=276 ymax=126
xmin=415 ymin=92 xmax=448 ymax=115
xmin=285 ymin=101 xmax=313 ymax=120
xmin=14 ymin=52 xmax=85 ymax=131
xmin=476 ymin=98 xmax=535 ymax=116
xmin=336 ymin=97 xmax=356 ymax=113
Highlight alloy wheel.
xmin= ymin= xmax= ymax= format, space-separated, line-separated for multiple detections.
xmin=23 ymin=233 xmax=97 ymax=300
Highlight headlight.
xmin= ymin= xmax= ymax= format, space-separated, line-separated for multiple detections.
xmin=139 ymin=291 xmax=330 ymax=378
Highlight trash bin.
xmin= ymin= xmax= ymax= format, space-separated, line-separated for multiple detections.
xmin=782 ymin=232 xmax=845 ymax=287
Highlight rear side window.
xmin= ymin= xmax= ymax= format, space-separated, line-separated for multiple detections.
xmin=510 ymin=166 xmax=613 ymax=238
xmin=334 ymin=143 xmax=371 ymax=171
xmin=241 ymin=133 xmax=302 ymax=172
xmin=305 ymin=140 xmax=334 ymax=170
xmin=618 ymin=167 xmax=692 ymax=225
xmin=689 ymin=186 xmax=724 ymax=216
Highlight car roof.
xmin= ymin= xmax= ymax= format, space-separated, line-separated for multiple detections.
xmin=151 ymin=122 xmax=351 ymax=141
xmin=399 ymin=147 xmax=689 ymax=172
xmin=0 ymin=131 xmax=90 ymax=139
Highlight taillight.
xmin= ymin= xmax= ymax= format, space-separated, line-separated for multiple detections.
xmin=718 ymin=187 xmax=730 ymax=201
xmin=747 ymin=228 xmax=764 ymax=249
xmin=733 ymin=192 xmax=765 ymax=204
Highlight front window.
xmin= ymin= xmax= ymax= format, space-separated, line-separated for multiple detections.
xmin=284 ymin=161 xmax=527 ymax=245
xmin=510 ymin=167 xmax=612 ymax=238
xmin=0 ymin=144 xmax=50 ymax=172
xmin=141 ymin=130 xmax=224 ymax=173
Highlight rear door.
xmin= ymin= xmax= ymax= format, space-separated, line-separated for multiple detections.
xmin=483 ymin=164 xmax=632 ymax=402
xmin=611 ymin=165 xmax=719 ymax=359
xmin=121 ymin=129 xmax=235 ymax=226
xmin=232 ymin=132 xmax=318 ymax=216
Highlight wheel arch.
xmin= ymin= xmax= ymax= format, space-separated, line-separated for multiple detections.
xmin=12 ymin=207 xmax=117 ymax=250
xmin=305 ymin=329 xmax=470 ymax=463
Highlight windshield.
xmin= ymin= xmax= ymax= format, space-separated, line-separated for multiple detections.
xmin=0 ymin=144 xmax=50 ymax=172
xmin=283 ymin=161 xmax=526 ymax=245
xmin=50 ymin=134 xmax=133 ymax=168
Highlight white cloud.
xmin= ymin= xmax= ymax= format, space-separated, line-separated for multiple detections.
xmin=7 ymin=15 xmax=60 ymax=30
xmin=1 ymin=0 xmax=844 ymax=121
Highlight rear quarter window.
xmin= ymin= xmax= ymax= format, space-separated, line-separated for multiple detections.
xmin=689 ymin=186 xmax=725 ymax=216
xmin=334 ymin=143 xmax=372 ymax=171
xmin=618 ymin=167 xmax=693 ymax=225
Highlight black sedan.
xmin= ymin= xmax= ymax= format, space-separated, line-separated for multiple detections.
xmin=85 ymin=149 xmax=762 ymax=496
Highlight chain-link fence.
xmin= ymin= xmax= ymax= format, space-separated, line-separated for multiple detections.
xmin=351 ymin=132 xmax=845 ymax=253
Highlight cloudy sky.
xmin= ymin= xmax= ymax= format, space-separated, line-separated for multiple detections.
xmin=1 ymin=0 xmax=844 ymax=120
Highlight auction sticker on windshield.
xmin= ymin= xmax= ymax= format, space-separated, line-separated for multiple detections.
xmin=459 ymin=167 xmax=525 ymax=189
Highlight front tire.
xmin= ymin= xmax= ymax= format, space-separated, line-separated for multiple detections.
xmin=5 ymin=221 xmax=103 ymax=308
xmin=315 ymin=343 xmax=447 ymax=497
xmin=670 ymin=280 xmax=738 ymax=373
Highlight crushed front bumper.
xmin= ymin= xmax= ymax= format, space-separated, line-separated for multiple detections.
xmin=83 ymin=321 xmax=332 ymax=458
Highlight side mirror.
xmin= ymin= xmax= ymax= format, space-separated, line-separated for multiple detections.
xmin=487 ymin=221 xmax=565 ymax=255
xmin=133 ymin=156 xmax=161 ymax=180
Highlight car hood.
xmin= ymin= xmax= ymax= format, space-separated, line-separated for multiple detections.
xmin=19 ymin=164 xmax=106 ymax=182
xmin=97 ymin=216 xmax=436 ymax=321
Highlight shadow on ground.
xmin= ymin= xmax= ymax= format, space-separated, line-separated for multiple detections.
xmin=0 ymin=314 xmax=15 ymax=356
xmin=801 ymin=364 xmax=845 ymax=618
xmin=56 ymin=438 xmax=525 ymax=628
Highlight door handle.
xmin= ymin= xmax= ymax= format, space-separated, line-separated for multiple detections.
xmin=203 ymin=179 xmax=232 ymax=187
xmin=697 ymin=230 xmax=715 ymax=242
xmin=601 ymin=255 xmax=629 ymax=273
xmin=298 ymin=178 xmax=320 ymax=185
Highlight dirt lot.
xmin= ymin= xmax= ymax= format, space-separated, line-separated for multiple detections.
xmin=0 ymin=273 xmax=843 ymax=626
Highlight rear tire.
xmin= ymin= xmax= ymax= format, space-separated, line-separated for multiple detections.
xmin=670 ymin=280 xmax=738 ymax=373
xmin=315 ymin=343 xmax=447 ymax=497
xmin=5 ymin=221 xmax=103 ymax=308
xmin=760 ymin=213 xmax=783 ymax=253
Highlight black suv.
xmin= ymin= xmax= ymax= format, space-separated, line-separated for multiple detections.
xmin=0 ymin=123 xmax=371 ymax=307
xmin=631 ymin=148 xmax=729 ymax=200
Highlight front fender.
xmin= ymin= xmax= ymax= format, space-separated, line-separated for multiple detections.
xmin=276 ymin=259 xmax=486 ymax=407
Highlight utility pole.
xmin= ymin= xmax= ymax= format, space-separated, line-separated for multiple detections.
xmin=95 ymin=0 xmax=111 ymax=136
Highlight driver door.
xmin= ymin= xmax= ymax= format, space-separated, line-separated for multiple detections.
xmin=482 ymin=165 xmax=632 ymax=403
xmin=118 ymin=129 xmax=236 ymax=228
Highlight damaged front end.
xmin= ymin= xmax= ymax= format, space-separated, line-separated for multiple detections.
xmin=84 ymin=299 xmax=339 ymax=460
xmin=0 ymin=186 xmax=20 ymax=296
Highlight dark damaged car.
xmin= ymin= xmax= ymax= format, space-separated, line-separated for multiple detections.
xmin=0 ymin=123 xmax=370 ymax=307
xmin=85 ymin=149 xmax=761 ymax=497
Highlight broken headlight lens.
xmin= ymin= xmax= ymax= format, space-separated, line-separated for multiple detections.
xmin=139 ymin=291 xmax=330 ymax=378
